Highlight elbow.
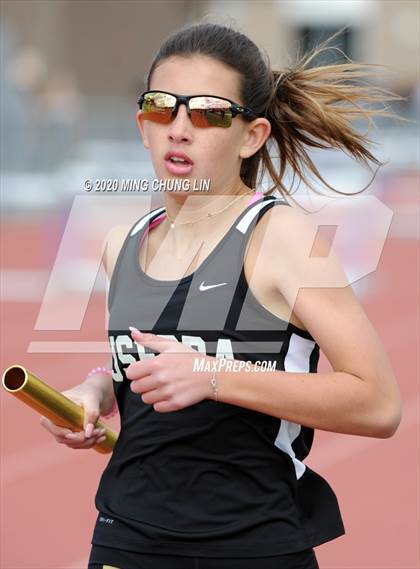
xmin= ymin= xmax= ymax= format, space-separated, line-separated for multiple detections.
xmin=379 ymin=406 xmax=402 ymax=438
xmin=372 ymin=399 xmax=402 ymax=439
xmin=358 ymin=371 xmax=402 ymax=438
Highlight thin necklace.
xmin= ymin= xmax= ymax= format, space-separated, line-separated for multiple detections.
xmin=165 ymin=188 xmax=256 ymax=229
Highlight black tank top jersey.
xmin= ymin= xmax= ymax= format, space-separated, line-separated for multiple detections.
xmin=92 ymin=194 xmax=345 ymax=558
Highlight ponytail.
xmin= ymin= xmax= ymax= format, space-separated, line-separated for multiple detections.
xmin=261 ymin=35 xmax=403 ymax=200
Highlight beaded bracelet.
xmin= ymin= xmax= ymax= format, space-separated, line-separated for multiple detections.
xmin=210 ymin=370 xmax=218 ymax=402
xmin=86 ymin=366 xmax=118 ymax=419
xmin=87 ymin=366 xmax=113 ymax=379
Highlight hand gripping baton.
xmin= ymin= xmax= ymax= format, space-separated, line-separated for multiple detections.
xmin=2 ymin=364 xmax=118 ymax=454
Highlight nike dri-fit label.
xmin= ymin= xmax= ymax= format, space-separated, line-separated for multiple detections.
xmin=92 ymin=195 xmax=345 ymax=558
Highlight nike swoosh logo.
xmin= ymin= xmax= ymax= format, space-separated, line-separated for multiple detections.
xmin=199 ymin=281 xmax=228 ymax=291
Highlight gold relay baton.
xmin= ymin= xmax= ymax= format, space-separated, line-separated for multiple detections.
xmin=1 ymin=364 xmax=118 ymax=454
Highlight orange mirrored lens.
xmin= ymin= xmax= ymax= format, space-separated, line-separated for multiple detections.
xmin=141 ymin=92 xmax=175 ymax=124
xmin=189 ymin=109 xmax=231 ymax=128
xmin=141 ymin=108 xmax=173 ymax=123
xmin=190 ymin=96 xmax=232 ymax=127
xmin=140 ymin=92 xmax=233 ymax=127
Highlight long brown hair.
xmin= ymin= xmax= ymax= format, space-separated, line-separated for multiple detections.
xmin=145 ymin=22 xmax=402 ymax=204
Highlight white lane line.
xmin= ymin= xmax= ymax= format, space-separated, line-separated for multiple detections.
xmin=1 ymin=266 xmax=108 ymax=302
xmin=0 ymin=269 xmax=49 ymax=301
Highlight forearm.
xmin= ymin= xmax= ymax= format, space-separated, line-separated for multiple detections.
xmin=215 ymin=364 xmax=396 ymax=438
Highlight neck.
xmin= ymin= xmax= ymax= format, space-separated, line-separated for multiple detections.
xmin=163 ymin=180 xmax=253 ymax=222
xmin=160 ymin=181 xmax=256 ymax=244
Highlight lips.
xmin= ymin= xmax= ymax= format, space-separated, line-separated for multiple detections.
xmin=164 ymin=151 xmax=194 ymax=165
xmin=164 ymin=151 xmax=194 ymax=176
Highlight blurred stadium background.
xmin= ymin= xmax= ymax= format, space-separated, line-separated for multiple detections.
xmin=1 ymin=1 xmax=419 ymax=568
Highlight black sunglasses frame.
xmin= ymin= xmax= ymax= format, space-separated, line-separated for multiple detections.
xmin=137 ymin=90 xmax=259 ymax=123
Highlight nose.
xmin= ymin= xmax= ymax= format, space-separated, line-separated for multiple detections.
xmin=167 ymin=102 xmax=192 ymax=143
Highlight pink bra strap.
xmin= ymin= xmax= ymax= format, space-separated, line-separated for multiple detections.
xmin=149 ymin=212 xmax=166 ymax=229
xmin=139 ymin=212 xmax=166 ymax=246
xmin=248 ymin=191 xmax=264 ymax=206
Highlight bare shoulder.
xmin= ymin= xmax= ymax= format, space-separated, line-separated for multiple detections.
xmin=257 ymin=201 xmax=399 ymax=404
xmin=257 ymin=200 xmax=314 ymax=232
xmin=250 ymin=201 xmax=319 ymax=259
xmin=101 ymin=224 xmax=131 ymax=280
xmin=253 ymin=201 xmax=335 ymax=259
xmin=255 ymin=201 xmax=353 ymax=312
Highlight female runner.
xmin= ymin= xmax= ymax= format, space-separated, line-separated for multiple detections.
xmin=40 ymin=22 xmax=402 ymax=569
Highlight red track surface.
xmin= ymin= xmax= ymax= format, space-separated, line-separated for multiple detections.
xmin=1 ymin=179 xmax=419 ymax=568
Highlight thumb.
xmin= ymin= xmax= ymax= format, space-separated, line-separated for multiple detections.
xmin=81 ymin=393 xmax=101 ymax=437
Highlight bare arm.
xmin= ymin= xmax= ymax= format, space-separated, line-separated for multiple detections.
xmin=216 ymin=206 xmax=401 ymax=438
xmin=82 ymin=357 xmax=115 ymax=411
xmin=82 ymin=224 xmax=129 ymax=406
xmin=39 ymin=227 xmax=129 ymax=446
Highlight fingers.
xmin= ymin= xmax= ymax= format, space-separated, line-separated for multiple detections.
xmin=125 ymin=360 xmax=155 ymax=381
xmin=62 ymin=389 xmax=101 ymax=437
xmin=40 ymin=415 xmax=72 ymax=437
xmin=62 ymin=430 xmax=107 ymax=450
xmin=129 ymin=327 xmax=174 ymax=353
xmin=39 ymin=415 xmax=107 ymax=449
xmin=129 ymin=374 xmax=155 ymax=394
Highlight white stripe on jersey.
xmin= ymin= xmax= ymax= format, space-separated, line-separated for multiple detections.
xmin=130 ymin=207 xmax=165 ymax=236
xmin=274 ymin=333 xmax=318 ymax=479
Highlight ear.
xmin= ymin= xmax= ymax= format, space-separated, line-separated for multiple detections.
xmin=239 ymin=118 xmax=271 ymax=160
xmin=136 ymin=110 xmax=150 ymax=149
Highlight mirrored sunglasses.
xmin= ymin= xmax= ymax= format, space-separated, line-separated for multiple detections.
xmin=137 ymin=90 xmax=259 ymax=128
